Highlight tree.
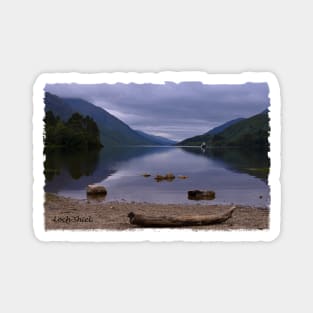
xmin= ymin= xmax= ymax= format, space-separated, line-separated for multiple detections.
xmin=44 ymin=111 xmax=103 ymax=151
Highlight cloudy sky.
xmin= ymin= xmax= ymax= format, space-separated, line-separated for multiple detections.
xmin=45 ymin=82 xmax=270 ymax=141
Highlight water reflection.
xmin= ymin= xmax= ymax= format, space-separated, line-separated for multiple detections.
xmin=44 ymin=146 xmax=165 ymax=193
xmin=181 ymin=147 xmax=270 ymax=182
xmin=44 ymin=149 xmax=100 ymax=181
xmin=44 ymin=146 xmax=270 ymax=206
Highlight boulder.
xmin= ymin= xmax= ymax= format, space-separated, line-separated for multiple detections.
xmin=87 ymin=194 xmax=106 ymax=202
xmin=86 ymin=184 xmax=107 ymax=195
xmin=155 ymin=174 xmax=165 ymax=181
xmin=164 ymin=173 xmax=175 ymax=180
xmin=188 ymin=190 xmax=215 ymax=200
xmin=154 ymin=173 xmax=175 ymax=181
xmin=178 ymin=175 xmax=188 ymax=179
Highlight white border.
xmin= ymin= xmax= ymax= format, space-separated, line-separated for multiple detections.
xmin=33 ymin=72 xmax=281 ymax=242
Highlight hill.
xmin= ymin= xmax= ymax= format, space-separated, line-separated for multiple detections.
xmin=205 ymin=117 xmax=245 ymax=135
xmin=44 ymin=92 xmax=169 ymax=146
xmin=178 ymin=111 xmax=269 ymax=149
xmin=178 ymin=117 xmax=245 ymax=146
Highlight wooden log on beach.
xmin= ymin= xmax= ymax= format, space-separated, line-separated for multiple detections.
xmin=127 ymin=206 xmax=236 ymax=227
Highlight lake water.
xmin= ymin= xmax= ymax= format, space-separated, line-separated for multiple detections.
xmin=44 ymin=146 xmax=270 ymax=206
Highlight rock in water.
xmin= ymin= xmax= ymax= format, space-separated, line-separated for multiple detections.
xmin=154 ymin=174 xmax=165 ymax=181
xmin=155 ymin=173 xmax=175 ymax=182
xmin=164 ymin=173 xmax=175 ymax=180
xmin=178 ymin=175 xmax=188 ymax=179
xmin=86 ymin=184 xmax=107 ymax=195
xmin=188 ymin=190 xmax=215 ymax=200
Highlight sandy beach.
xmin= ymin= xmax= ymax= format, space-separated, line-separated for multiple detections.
xmin=44 ymin=193 xmax=269 ymax=231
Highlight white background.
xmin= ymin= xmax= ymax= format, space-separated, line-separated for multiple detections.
xmin=0 ymin=1 xmax=311 ymax=312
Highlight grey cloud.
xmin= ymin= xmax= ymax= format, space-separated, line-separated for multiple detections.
xmin=45 ymin=82 xmax=270 ymax=141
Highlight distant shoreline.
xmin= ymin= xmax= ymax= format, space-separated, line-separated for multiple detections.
xmin=45 ymin=193 xmax=269 ymax=231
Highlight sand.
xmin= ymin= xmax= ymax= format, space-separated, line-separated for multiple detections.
xmin=44 ymin=193 xmax=269 ymax=231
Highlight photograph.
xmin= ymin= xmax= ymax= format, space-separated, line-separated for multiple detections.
xmin=33 ymin=72 xmax=280 ymax=241
xmin=4 ymin=0 xmax=312 ymax=311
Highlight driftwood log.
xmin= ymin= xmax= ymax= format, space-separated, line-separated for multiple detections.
xmin=127 ymin=206 xmax=236 ymax=227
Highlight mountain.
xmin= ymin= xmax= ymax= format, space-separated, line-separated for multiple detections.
xmin=177 ymin=117 xmax=244 ymax=146
xmin=205 ymin=118 xmax=245 ymax=135
xmin=44 ymin=92 xmax=74 ymax=120
xmin=178 ymin=117 xmax=245 ymax=146
xmin=44 ymin=92 xmax=164 ymax=146
xmin=135 ymin=130 xmax=176 ymax=145
xmin=178 ymin=111 xmax=269 ymax=149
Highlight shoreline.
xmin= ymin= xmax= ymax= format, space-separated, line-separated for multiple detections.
xmin=44 ymin=193 xmax=269 ymax=231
